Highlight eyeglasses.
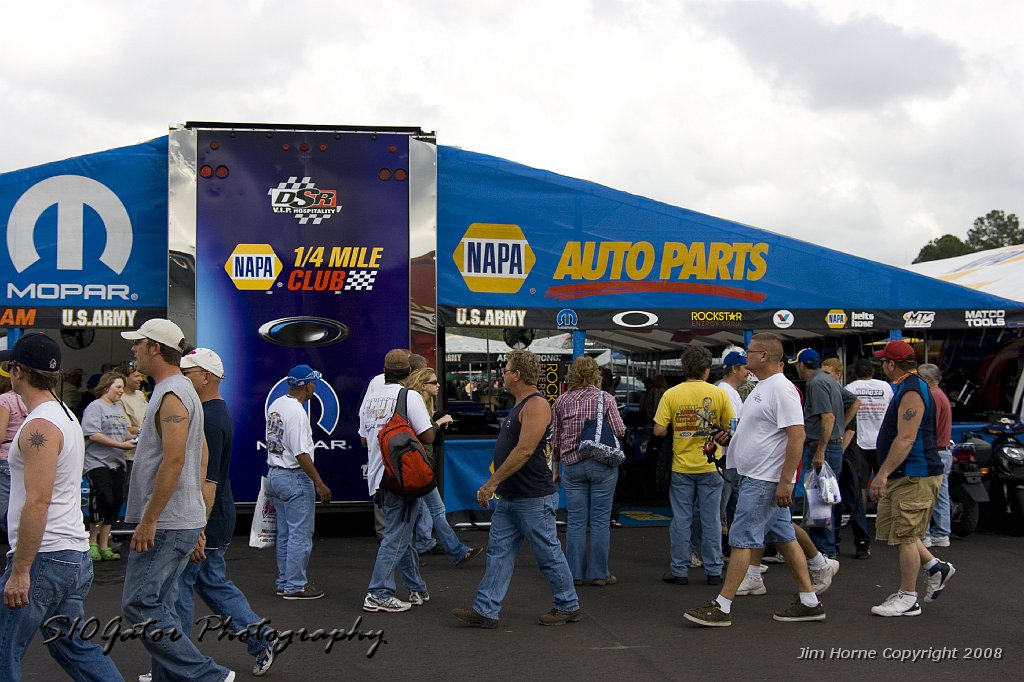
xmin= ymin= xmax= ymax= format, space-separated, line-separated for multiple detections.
xmin=502 ymin=367 xmax=518 ymax=375
xmin=747 ymin=349 xmax=769 ymax=359
xmin=182 ymin=369 xmax=206 ymax=376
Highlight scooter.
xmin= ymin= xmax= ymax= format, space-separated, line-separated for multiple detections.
xmin=948 ymin=440 xmax=988 ymax=537
xmin=976 ymin=418 xmax=1024 ymax=535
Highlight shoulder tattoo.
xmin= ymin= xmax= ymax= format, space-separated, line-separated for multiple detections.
xmin=28 ymin=431 xmax=47 ymax=450
xmin=161 ymin=414 xmax=186 ymax=424
xmin=900 ymin=407 xmax=917 ymax=422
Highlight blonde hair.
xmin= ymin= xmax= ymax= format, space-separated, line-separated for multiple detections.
xmin=567 ymin=356 xmax=601 ymax=392
xmin=821 ymin=358 xmax=844 ymax=381
xmin=407 ymin=367 xmax=437 ymax=414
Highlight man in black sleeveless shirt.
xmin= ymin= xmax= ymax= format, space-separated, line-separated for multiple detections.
xmin=453 ymin=350 xmax=581 ymax=628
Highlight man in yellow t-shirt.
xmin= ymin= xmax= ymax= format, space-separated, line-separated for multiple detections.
xmin=654 ymin=345 xmax=735 ymax=585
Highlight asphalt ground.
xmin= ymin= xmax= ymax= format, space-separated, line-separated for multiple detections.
xmin=18 ymin=515 xmax=1022 ymax=682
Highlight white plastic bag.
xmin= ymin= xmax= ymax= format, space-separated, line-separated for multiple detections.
xmin=802 ymin=467 xmax=833 ymax=528
xmin=816 ymin=461 xmax=842 ymax=505
xmin=249 ymin=476 xmax=277 ymax=549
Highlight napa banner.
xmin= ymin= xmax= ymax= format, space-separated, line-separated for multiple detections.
xmin=0 ymin=138 xmax=168 ymax=329
xmin=436 ymin=146 xmax=1024 ymax=332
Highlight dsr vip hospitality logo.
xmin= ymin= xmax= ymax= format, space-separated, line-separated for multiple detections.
xmin=268 ymin=177 xmax=341 ymax=225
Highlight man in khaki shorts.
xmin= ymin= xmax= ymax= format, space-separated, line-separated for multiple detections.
xmin=868 ymin=340 xmax=954 ymax=618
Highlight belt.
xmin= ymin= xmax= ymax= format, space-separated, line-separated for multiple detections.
xmin=268 ymin=464 xmax=300 ymax=470
xmin=807 ymin=438 xmax=842 ymax=447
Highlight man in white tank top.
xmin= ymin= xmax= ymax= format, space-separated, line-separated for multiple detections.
xmin=0 ymin=333 xmax=123 ymax=681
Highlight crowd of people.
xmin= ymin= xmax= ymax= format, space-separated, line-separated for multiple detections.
xmin=0 ymin=322 xmax=962 ymax=679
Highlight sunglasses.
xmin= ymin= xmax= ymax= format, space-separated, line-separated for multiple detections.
xmin=425 ymin=380 xmax=440 ymax=385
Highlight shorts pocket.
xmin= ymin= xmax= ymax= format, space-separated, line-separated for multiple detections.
xmin=895 ymin=500 xmax=932 ymax=538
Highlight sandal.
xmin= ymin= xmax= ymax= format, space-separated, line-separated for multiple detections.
xmin=89 ymin=543 xmax=100 ymax=561
xmin=99 ymin=548 xmax=120 ymax=561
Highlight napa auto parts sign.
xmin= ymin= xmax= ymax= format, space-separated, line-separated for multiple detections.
xmin=435 ymin=146 xmax=1024 ymax=330
xmin=0 ymin=138 xmax=168 ymax=328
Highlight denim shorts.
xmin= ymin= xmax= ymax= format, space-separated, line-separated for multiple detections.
xmin=728 ymin=475 xmax=796 ymax=548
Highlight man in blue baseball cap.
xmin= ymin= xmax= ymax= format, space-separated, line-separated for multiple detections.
xmin=264 ymin=364 xmax=332 ymax=600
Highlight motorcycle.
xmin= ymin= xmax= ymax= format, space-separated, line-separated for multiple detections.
xmin=964 ymin=417 xmax=1024 ymax=535
xmin=948 ymin=440 xmax=988 ymax=537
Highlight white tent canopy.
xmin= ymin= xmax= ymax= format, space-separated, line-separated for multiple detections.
xmin=905 ymin=244 xmax=1024 ymax=303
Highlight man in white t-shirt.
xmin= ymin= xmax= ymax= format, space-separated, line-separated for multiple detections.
xmin=0 ymin=333 xmax=122 ymax=680
xmin=846 ymin=358 xmax=894 ymax=474
xmin=717 ymin=351 xmax=748 ymax=528
xmin=685 ymin=332 xmax=824 ymax=627
xmin=359 ymin=350 xmax=434 ymax=613
xmin=265 ymin=365 xmax=332 ymax=601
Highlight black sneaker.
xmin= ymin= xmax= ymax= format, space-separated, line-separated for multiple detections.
xmin=773 ymin=599 xmax=826 ymax=622
xmin=456 ymin=547 xmax=483 ymax=566
xmin=706 ymin=574 xmax=721 ymax=586
xmin=924 ymin=561 xmax=955 ymax=602
xmin=662 ymin=573 xmax=688 ymax=585
xmin=855 ymin=545 xmax=871 ymax=560
xmin=684 ymin=599 xmax=731 ymax=627
xmin=422 ymin=545 xmax=447 ymax=556
xmin=283 ymin=584 xmax=325 ymax=600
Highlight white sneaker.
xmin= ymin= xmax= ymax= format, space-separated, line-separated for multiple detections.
xmin=408 ymin=590 xmax=430 ymax=606
xmin=923 ymin=561 xmax=956 ymax=602
xmin=691 ymin=551 xmax=703 ymax=568
xmin=810 ymin=557 xmax=840 ymax=595
xmin=922 ymin=535 xmax=950 ymax=548
xmin=871 ymin=592 xmax=922 ymax=617
xmin=736 ymin=574 xmax=767 ymax=596
xmin=139 ymin=674 xmax=152 ymax=682
xmin=363 ymin=592 xmax=412 ymax=612
xmin=758 ymin=563 xmax=769 ymax=574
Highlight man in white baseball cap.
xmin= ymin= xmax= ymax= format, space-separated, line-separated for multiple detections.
xmin=120 ymin=319 xmax=188 ymax=354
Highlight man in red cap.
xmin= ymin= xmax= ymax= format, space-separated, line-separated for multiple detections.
xmin=868 ymin=340 xmax=954 ymax=618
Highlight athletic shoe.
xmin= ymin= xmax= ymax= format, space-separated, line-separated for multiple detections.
xmin=456 ymin=547 xmax=483 ymax=566
xmin=856 ymin=545 xmax=871 ymax=560
xmin=923 ymin=561 xmax=955 ymax=602
xmin=539 ymin=608 xmax=582 ymax=626
xmin=283 ymin=584 xmax=324 ymax=600
xmin=691 ymin=551 xmax=704 ymax=568
xmin=662 ymin=573 xmax=688 ymax=585
xmin=452 ymin=607 xmax=498 ymax=628
xmin=922 ymin=535 xmax=950 ymax=548
xmin=684 ymin=599 xmax=731 ymax=627
xmin=138 ymin=674 xmax=152 ymax=682
xmin=762 ymin=552 xmax=786 ymax=564
xmin=736 ymin=574 xmax=767 ymax=596
xmin=224 ymin=673 xmax=236 ymax=682
xmin=363 ymin=592 xmax=411 ymax=613
xmin=591 ymin=575 xmax=618 ymax=586
xmin=758 ymin=563 xmax=769 ymax=574
xmin=252 ymin=643 xmax=278 ymax=676
xmin=409 ymin=591 xmax=430 ymax=606
xmin=871 ymin=592 xmax=922 ymax=617
xmin=706 ymin=574 xmax=721 ymax=586
xmin=773 ymin=599 xmax=826 ymax=622
xmin=422 ymin=544 xmax=447 ymax=555
xmin=810 ymin=557 xmax=840 ymax=595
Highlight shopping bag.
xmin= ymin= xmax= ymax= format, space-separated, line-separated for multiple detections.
xmin=249 ymin=476 xmax=277 ymax=549
xmin=816 ymin=461 xmax=842 ymax=505
xmin=802 ymin=468 xmax=833 ymax=528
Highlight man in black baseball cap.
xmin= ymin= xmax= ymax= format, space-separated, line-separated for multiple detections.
xmin=0 ymin=333 xmax=123 ymax=679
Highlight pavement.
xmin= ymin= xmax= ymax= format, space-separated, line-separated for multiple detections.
xmin=18 ymin=516 xmax=1022 ymax=681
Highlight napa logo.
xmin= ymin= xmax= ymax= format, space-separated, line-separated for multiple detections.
xmin=225 ymin=244 xmax=283 ymax=291
xmin=825 ymin=309 xmax=847 ymax=329
xmin=452 ymin=223 xmax=535 ymax=294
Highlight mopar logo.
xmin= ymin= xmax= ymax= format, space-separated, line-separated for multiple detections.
xmin=265 ymin=376 xmax=340 ymax=437
xmin=7 ymin=175 xmax=133 ymax=274
xmin=556 ymin=308 xmax=578 ymax=330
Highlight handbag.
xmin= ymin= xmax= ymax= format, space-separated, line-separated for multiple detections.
xmin=249 ymin=476 xmax=277 ymax=549
xmin=578 ymin=391 xmax=626 ymax=467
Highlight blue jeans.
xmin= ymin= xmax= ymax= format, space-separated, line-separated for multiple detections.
xmin=414 ymin=488 xmax=470 ymax=564
xmin=175 ymin=543 xmax=269 ymax=658
xmin=668 ymin=471 xmax=724 ymax=577
xmin=265 ymin=467 xmax=315 ymax=594
xmin=368 ymin=490 xmax=427 ymax=597
xmin=928 ymin=449 xmax=953 ymax=538
xmin=473 ymin=493 xmax=578 ymax=620
xmin=802 ymin=441 xmax=844 ymax=557
xmin=122 ymin=528 xmax=229 ymax=682
xmin=562 ymin=458 xmax=618 ymax=581
xmin=0 ymin=461 xmax=10 ymax=533
xmin=0 ymin=549 xmax=123 ymax=682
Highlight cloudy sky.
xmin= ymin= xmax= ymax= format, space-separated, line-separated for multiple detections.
xmin=2 ymin=0 xmax=1021 ymax=266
